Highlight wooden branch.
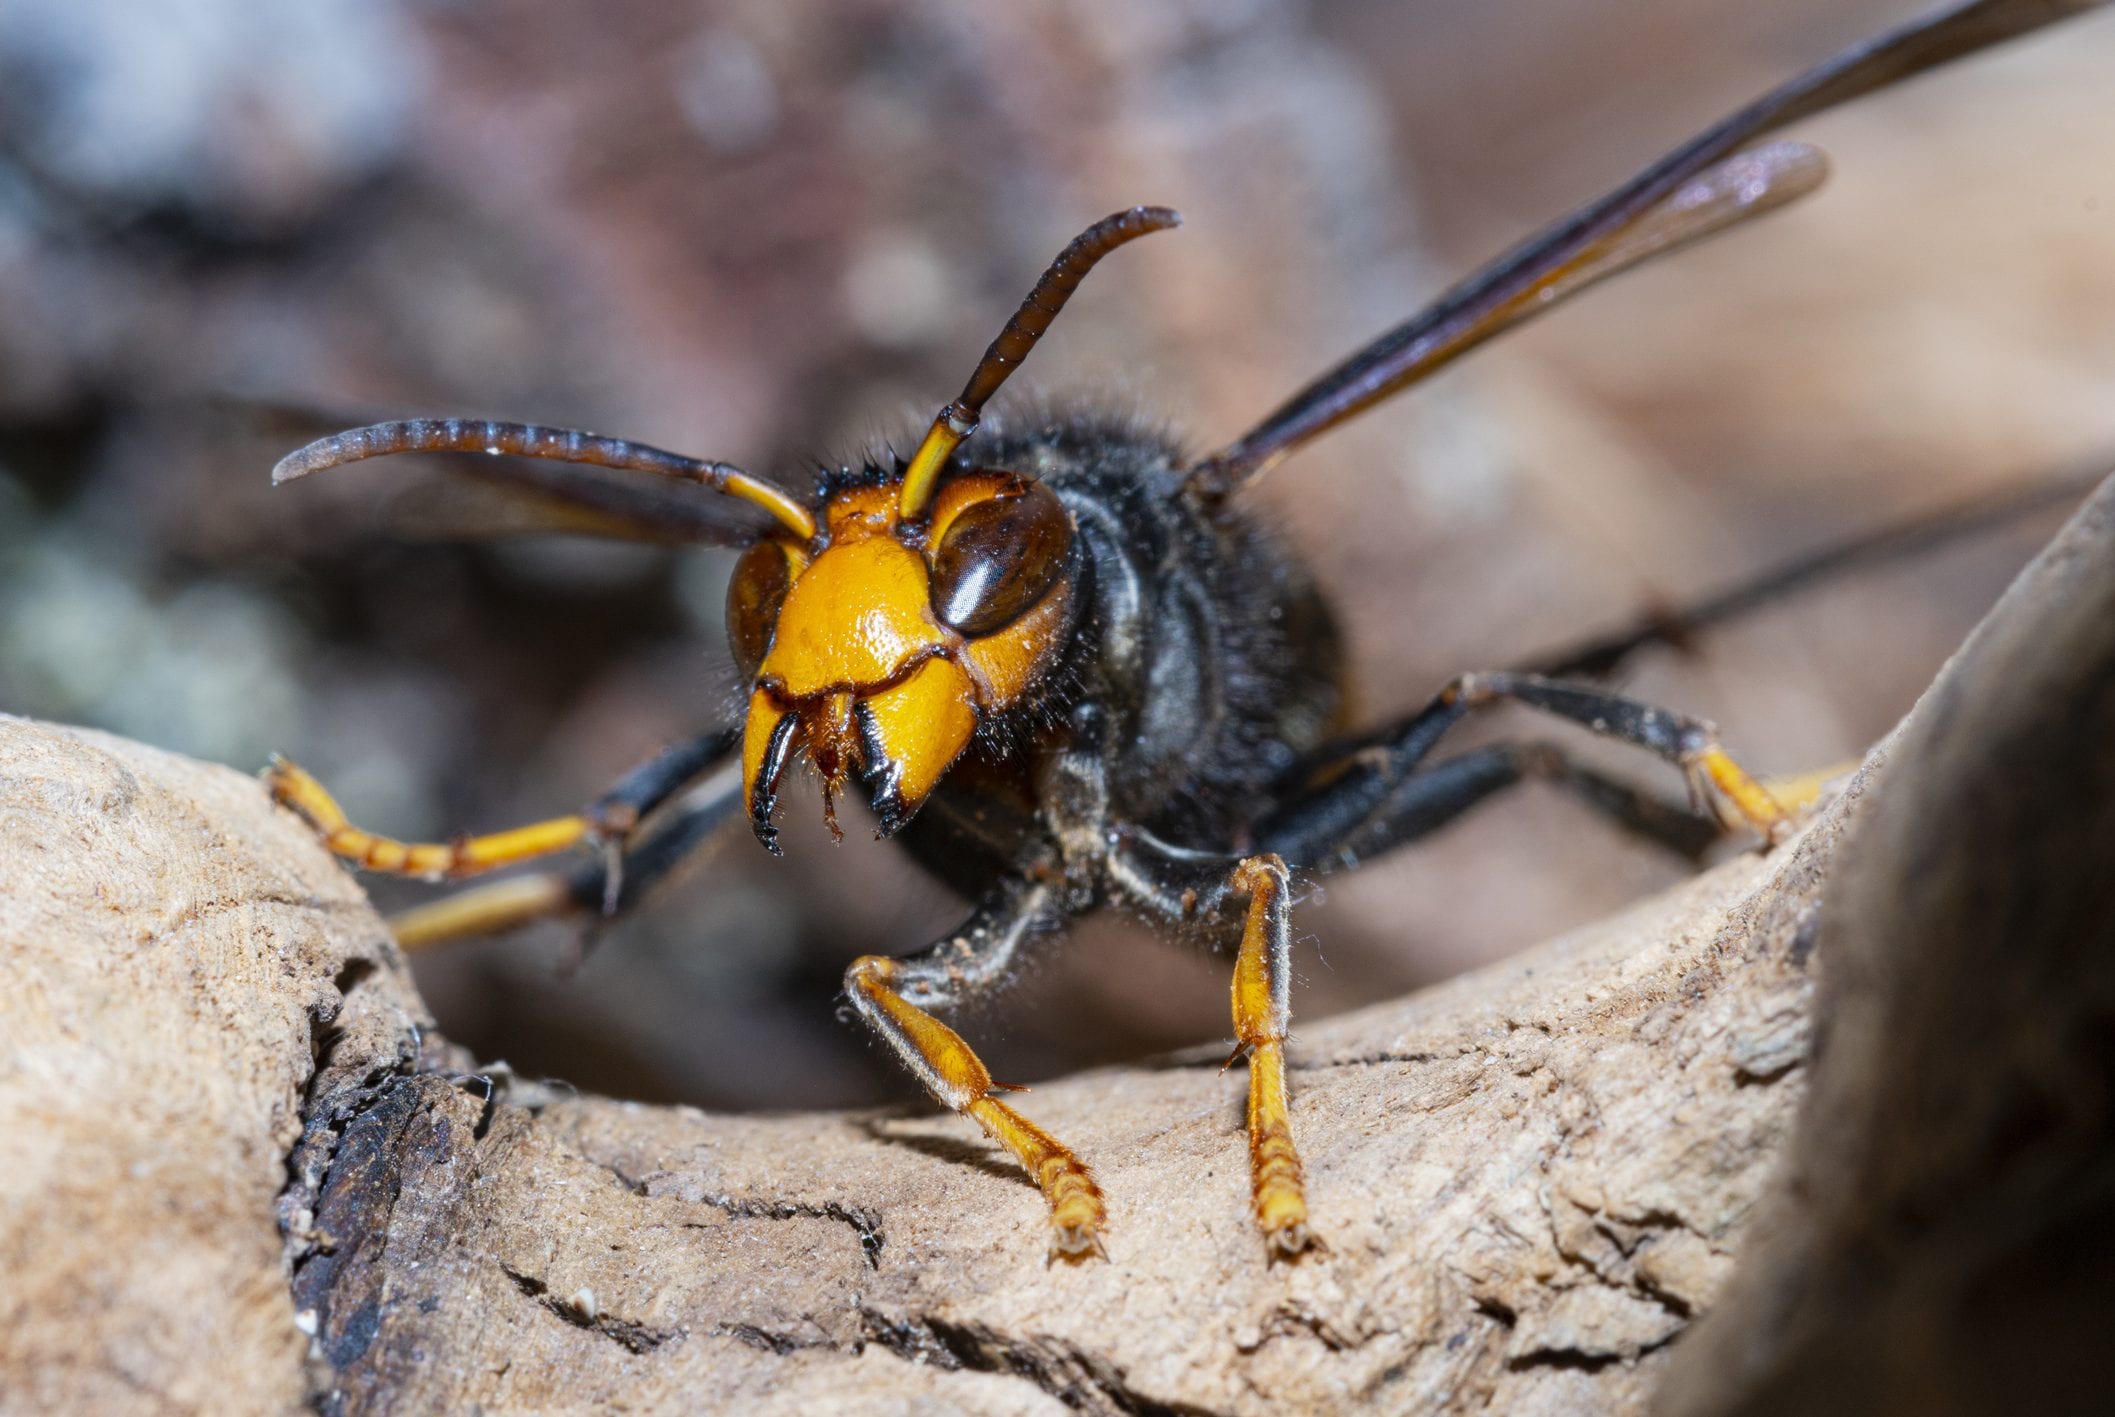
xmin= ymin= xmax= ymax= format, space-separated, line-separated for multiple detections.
xmin=1656 ymin=476 xmax=2115 ymax=1416
xmin=3 ymin=475 xmax=2110 ymax=1414
xmin=0 ymin=721 xmax=425 ymax=1414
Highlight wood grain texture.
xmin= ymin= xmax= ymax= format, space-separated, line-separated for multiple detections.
xmin=0 ymin=722 xmax=425 ymax=1416
xmin=0 ymin=721 xmax=1833 ymax=1414
xmin=1657 ymin=474 xmax=2115 ymax=1417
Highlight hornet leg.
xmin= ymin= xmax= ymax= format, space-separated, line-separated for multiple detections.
xmin=841 ymin=882 xmax=1107 ymax=1260
xmin=1254 ymin=672 xmax=1790 ymax=872
xmin=1258 ymin=738 xmax=1725 ymax=872
xmin=386 ymin=754 xmax=743 ymax=950
xmin=268 ymin=728 xmax=734 ymax=885
xmin=1226 ymin=854 xmax=1311 ymax=1257
xmin=1097 ymin=841 xmax=1316 ymax=1257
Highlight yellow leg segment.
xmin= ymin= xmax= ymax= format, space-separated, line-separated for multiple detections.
xmin=1762 ymin=759 xmax=1861 ymax=816
xmin=1683 ymin=744 xmax=1794 ymax=844
xmin=266 ymin=756 xmax=591 ymax=880
xmin=845 ymin=954 xmax=1106 ymax=1260
xmin=387 ymin=875 xmax=576 ymax=951
xmin=1228 ymin=855 xmax=1312 ymax=1257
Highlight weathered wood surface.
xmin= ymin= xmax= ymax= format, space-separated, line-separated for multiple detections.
xmin=3 ymin=476 xmax=2111 ymax=1413
xmin=1657 ymin=475 xmax=2115 ymax=1416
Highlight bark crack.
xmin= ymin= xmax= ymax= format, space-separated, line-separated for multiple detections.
xmin=500 ymin=1263 xmax=676 ymax=1355
xmin=277 ymin=957 xmax=414 ymax=1281
xmin=694 ymin=1191 xmax=886 ymax=1269
xmin=854 ymin=1305 xmax=1228 ymax=1417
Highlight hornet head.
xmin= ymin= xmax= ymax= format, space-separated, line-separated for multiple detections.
xmin=729 ymin=470 xmax=1080 ymax=851
xmin=729 ymin=205 xmax=1181 ymax=852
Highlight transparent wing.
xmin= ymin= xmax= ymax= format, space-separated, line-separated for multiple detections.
xmin=1193 ymin=0 xmax=2112 ymax=490
xmin=384 ymin=453 xmax=793 ymax=546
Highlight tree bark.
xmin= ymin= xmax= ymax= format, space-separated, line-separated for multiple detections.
xmin=4 ymin=476 xmax=2112 ymax=1414
xmin=1655 ymin=478 xmax=2115 ymax=1416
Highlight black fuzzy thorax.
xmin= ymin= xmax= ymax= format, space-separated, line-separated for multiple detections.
xmin=892 ymin=412 xmax=1342 ymax=892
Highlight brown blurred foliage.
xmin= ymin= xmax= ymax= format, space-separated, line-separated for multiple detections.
xmin=2 ymin=0 xmax=2111 ymax=1108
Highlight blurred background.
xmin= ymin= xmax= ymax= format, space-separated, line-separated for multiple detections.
xmin=3 ymin=0 xmax=2113 ymax=1109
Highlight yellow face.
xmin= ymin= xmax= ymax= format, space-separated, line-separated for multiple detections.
xmin=728 ymin=473 xmax=1078 ymax=850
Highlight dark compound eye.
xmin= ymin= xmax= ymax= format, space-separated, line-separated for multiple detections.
xmin=726 ymin=540 xmax=793 ymax=679
xmin=929 ymin=477 xmax=1074 ymax=636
